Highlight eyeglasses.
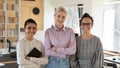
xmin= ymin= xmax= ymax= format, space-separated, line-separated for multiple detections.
xmin=81 ymin=23 xmax=92 ymax=26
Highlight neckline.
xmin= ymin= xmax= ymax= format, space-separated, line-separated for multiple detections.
xmin=24 ymin=37 xmax=34 ymax=42
xmin=80 ymin=35 xmax=94 ymax=40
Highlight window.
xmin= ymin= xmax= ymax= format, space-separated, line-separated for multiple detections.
xmin=103 ymin=2 xmax=120 ymax=52
xmin=63 ymin=4 xmax=83 ymax=34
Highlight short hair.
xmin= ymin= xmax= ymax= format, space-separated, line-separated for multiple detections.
xmin=79 ymin=13 xmax=94 ymax=26
xmin=54 ymin=7 xmax=67 ymax=15
xmin=24 ymin=18 xmax=37 ymax=29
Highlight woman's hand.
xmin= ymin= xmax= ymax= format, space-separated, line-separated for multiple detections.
xmin=51 ymin=47 xmax=57 ymax=52
xmin=25 ymin=56 xmax=30 ymax=60
xmin=69 ymin=42 xmax=74 ymax=47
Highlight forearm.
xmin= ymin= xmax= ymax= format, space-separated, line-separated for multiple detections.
xmin=94 ymin=49 xmax=103 ymax=67
xmin=17 ymin=53 xmax=31 ymax=65
xmin=46 ymin=49 xmax=66 ymax=58
xmin=56 ymin=44 xmax=76 ymax=55
xmin=17 ymin=44 xmax=31 ymax=64
xmin=29 ymin=57 xmax=48 ymax=64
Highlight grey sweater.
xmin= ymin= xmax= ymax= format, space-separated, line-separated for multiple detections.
xmin=70 ymin=35 xmax=103 ymax=68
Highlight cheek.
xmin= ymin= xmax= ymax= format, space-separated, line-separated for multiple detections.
xmin=33 ymin=30 xmax=37 ymax=33
xmin=25 ymin=30 xmax=28 ymax=33
xmin=62 ymin=19 xmax=66 ymax=22
xmin=80 ymin=25 xmax=83 ymax=29
xmin=89 ymin=26 xmax=93 ymax=29
xmin=34 ymin=31 xmax=37 ymax=33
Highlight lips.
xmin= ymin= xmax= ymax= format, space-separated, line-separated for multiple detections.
xmin=82 ymin=27 xmax=90 ymax=32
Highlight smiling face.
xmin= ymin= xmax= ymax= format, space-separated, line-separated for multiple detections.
xmin=80 ymin=17 xmax=93 ymax=34
xmin=25 ymin=23 xmax=37 ymax=39
xmin=54 ymin=11 xmax=67 ymax=29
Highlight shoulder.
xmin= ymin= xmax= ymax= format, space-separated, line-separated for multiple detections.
xmin=17 ymin=38 xmax=26 ymax=44
xmin=76 ymin=36 xmax=81 ymax=43
xmin=33 ymin=39 xmax=44 ymax=50
xmin=65 ymin=27 xmax=73 ymax=31
xmin=45 ymin=27 xmax=54 ymax=32
xmin=92 ymin=35 xmax=102 ymax=46
xmin=34 ymin=39 xmax=43 ymax=44
xmin=45 ymin=28 xmax=55 ymax=35
xmin=92 ymin=35 xmax=101 ymax=41
xmin=17 ymin=38 xmax=27 ymax=48
xmin=65 ymin=27 xmax=74 ymax=32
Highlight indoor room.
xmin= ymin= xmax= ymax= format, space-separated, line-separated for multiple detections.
xmin=0 ymin=0 xmax=120 ymax=68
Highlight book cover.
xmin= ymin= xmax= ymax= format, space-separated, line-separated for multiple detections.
xmin=27 ymin=47 xmax=42 ymax=58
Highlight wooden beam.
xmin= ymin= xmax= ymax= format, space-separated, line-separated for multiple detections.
xmin=0 ymin=61 xmax=17 ymax=64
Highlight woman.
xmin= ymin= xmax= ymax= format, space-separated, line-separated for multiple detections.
xmin=44 ymin=7 xmax=76 ymax=68
xmin=71 ymin=13 xmax=103 ymax=68
xmin=17 ymin=18 xmax=48 ymax=68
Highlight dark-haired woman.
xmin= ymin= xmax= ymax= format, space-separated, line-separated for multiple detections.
xmin=17 ymin=18 xmax=48 ymax=68
xmin=71 ymin=13 xmax=103 ymax=68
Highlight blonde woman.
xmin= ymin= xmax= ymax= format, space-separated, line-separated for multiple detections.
xmin=44 ymin=7 xmax=76 ymax=68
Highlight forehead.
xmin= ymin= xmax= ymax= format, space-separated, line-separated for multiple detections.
xmin=26 ymin=23 xmax=36 ymax=26
xmin=55 ymin=11 xmax=67 ymax=16
xmin=82 ymin=17 xmax=92 ymax=23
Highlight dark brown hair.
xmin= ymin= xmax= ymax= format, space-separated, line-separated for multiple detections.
xmin=24 ymin=18 xmax=37 ymax=29
xmin=79 ymin=13 xmax=94 ymax=26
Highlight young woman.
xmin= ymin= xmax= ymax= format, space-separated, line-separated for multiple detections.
xmin=17 ymin=18 xmax=48 ymax=68
xmin=74 ymin=13 xmax=103 ymax=68
xmin=44 ymin=7 xmax=76 ymax=68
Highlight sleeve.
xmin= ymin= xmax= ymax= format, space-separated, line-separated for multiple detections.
xmin=69 ymin=37 xmax=80 ymax=68
xmin=93 ymin=38 xmax=104 ymax=68
xmin=69 ymin=51 xmax=80 ymax=68
xmin=29 ymin=42 xmax=48 ymax=64
xmin=56 ymin=29 xmax=76 ymax=55
xmin=17 ymin=41 xmax=31 ymax=65
xmin=44 ymin=29 xmax=66 ymax=57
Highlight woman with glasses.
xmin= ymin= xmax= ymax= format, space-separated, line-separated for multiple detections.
xmin=17 ymin=18 xmax=48 ymax=68
xmin=70 ymin=13 xmax=103 ymax=68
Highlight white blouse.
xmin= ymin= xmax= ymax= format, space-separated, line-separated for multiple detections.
xmin=17 ymin=38 xmax=48 ymax=68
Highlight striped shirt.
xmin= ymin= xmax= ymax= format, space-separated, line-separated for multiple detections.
xmin=44 ymin=26 xmax=76 ymax=58
xmin=76 ymin=35 xmax=103 ymax=68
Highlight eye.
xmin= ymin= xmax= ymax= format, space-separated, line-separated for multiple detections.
xmin=62 ymin=16 xmax=65 ymax=19
xmin=26 ymin=26 xmax=37 ymax=30
xmin=27 ymin=27 xmax=31 ymax=29
xmin=82 ymin=23 xmax=91 ymax=26
xmin=33 ymin=27 xmax=37 ymax=30
xmin=57 ymin=15 xmax=60 ymax=18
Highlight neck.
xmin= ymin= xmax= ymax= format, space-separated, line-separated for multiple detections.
xmin=25 ymin=36 xmax=33 ymax=41
xmin=56 ymin=25 xmax=63 ymax=30
xmin=81 ymin=33 xmax=92 ymax=39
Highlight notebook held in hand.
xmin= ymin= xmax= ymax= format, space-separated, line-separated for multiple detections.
xmin=27 ymin=47 xmax=42 ymax=58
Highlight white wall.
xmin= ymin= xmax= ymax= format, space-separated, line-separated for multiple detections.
xmin=44 ymin=0 xmax=54 ymax=31
xmin=91 ymin=0 xmax=104 ymax=39
xmin=20 ymin=0 xmax=104 ymax=43
xmin=50 ymin=0 xmax=83 ymax=6
xmin=20 ymin=0 xmax=54 ymax=43
xmin=45 ymin=0 xmax=104 ymax=39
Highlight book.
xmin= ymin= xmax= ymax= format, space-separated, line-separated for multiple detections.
xmin=27 ymin=47 xmax=42 ymax=58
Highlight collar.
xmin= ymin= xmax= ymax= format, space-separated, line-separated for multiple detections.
xmin=53 ymin=25 xmax=66 ymax=31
